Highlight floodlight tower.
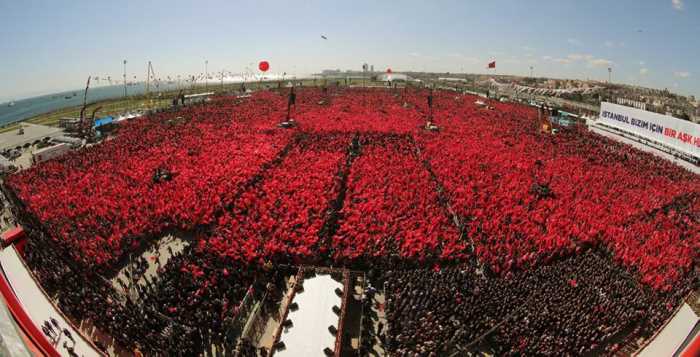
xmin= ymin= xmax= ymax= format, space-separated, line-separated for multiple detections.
xmin=146 ymin=61 xmax=156 ymax=97
xmin=205 ymin=60 xmax=209 ymax=90
xmin=123 ymin=60 xmax=127 ymax=98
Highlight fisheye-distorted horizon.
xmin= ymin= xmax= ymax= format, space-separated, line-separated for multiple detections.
xmin=0 ymin=0 xmax=698 ymax=102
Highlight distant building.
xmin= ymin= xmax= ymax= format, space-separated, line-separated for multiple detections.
xmin=370 ymin=65 xmax=374 ymax=73
xmin=616 ymin=97 xmax=647 ymax=111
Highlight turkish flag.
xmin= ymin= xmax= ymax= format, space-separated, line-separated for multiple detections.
xmin=488 ymin=61 xmax=496 ymax=69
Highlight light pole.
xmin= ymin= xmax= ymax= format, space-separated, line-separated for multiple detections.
xmin=123 ymin=60 xmax=127 ymax=98
xmin=530 ymin=66 xmax=534 ymax=78
xmin=608 ymin=67 xmax=612 ymax=83
xmin=205 ymin=60 xmax=209 ymax=90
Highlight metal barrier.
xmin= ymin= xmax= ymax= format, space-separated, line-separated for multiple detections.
xmin=231 ymin=286 xmax=257 ymax=335
xmin=240 ymin=292 xmax=268 ymax=344
xmin=333 ymin=270 xmax=351 ymax=356
xmin=269 ymin=269 xmax=304 ymax=357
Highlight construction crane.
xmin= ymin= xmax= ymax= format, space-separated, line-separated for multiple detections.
xmin=78 ymin=76 xmax=91 ymax=138
xmin=145 ymin=61 xmax=160 ymax=96
xmin=76 ymin=76 xmax=102 ymax=141
xmin=83 ymin=106 xmax=102 ymax=142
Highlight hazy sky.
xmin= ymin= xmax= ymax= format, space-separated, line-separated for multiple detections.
xmin=0 ymin=0 xmax=698 ymax=101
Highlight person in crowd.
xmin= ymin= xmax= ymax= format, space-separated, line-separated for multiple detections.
xmin=287 ymin=86 xmax=296 ymax=120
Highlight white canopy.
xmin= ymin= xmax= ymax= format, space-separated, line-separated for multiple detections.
xmin=277 ymin=274 xmax=342 ymax=356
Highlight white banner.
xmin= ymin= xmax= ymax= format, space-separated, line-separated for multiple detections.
xmin=598 ymin=102 xmax=700 ymax=158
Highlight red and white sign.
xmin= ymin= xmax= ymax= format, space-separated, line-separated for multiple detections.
xmin=598 ymin=102 xmax=700 ymax=158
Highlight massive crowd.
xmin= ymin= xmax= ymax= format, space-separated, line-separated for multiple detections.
xmin=413 ymin=95 xmax=699 ymax=290
xmin=383 ymin=251 xmax=692 ymax=355
xmin=333 ymin=133 xmax=465 ymax=262
xmin=22 ymin=228 xmax=288 ymax=355
xmin=3 ymin=87 xmax=698 ymax=355
xmin=206 ymin=133 xmax=348 ymax=264
xmin=6 ymin=95 xmax=294 ymax=269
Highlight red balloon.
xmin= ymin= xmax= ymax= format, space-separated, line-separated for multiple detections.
xmin=387 ymin=68 xmax=392 ymax=74
xmin=259 ymin=61 xmax=270 ymax=72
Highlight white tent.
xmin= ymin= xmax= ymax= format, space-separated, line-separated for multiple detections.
xmin=276 ymin=274 xmax=342 ymax=356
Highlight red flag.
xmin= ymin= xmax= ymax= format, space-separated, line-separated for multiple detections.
xmin=488 ymin=61 xmax=496 ymax=69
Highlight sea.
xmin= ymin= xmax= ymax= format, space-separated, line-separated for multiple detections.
xmin=0 ymin=73 xmax=300 ymax=127
xmin=0 ymin=82 xmax=182 ymax=126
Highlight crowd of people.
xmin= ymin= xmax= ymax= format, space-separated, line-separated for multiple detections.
xmin=333 ymin=133 xmax=466 ymax=262
xmin=22 ymin=227 xmax=290 ymax=355
xmin=414 ymin=94 xmax=699 ymax=290
xmin=206 ymin=133 xmax=348 ymax=264
xmin=3 ymin=86 xmax=698 ymax=355
xmin=300 ymin=87 xmax=424 ymax=134
xmin=383 ymin=251 xmax=692 ymax=355
xmin=6 ymin=94 xmax=295 ymax=269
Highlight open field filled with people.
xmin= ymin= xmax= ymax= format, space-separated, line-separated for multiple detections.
xmin=4 ymin=87 xmax=698 ymax=355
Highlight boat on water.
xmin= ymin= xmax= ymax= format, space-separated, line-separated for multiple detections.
xmin=7 ymin=101 xmax=15 ymax=107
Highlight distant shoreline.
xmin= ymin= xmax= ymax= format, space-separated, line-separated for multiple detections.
xmin=0 ymin=73 xmax=297 ymax=127
xmin=0 ymin=77 xmax=312 ymax=133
